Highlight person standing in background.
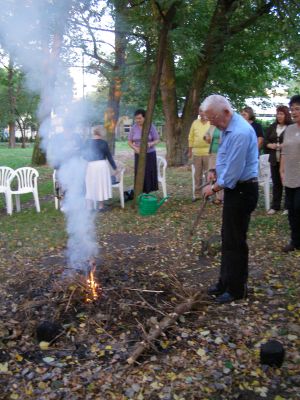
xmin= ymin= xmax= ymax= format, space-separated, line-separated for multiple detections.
xmin=280 ymin=95 xmax=300 ymax=253
xmin=128 ymin=109 xmax=160 ymax=194
xmin=85 ymin=126 xmax=117 ymax=212
xmin=207 ymin=126 xmax=223 ymax=204
xmin=188 ymin=107 xmax=211 ymax=199
xmin=264 ymin=105 xmax=292 ymax=215
xmin=241 ymin=106 xmax=264 ymax=151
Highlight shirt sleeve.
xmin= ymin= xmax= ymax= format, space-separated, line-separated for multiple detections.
xmin=217 ymin=132 xmax=251 ymax=189
xmin=150 ymin=125 xmax=159 ymax=141
xmin=105 ymin=142 xmax=117 ymax=170
xmin=188 ymin=122 xmax=195 ymax=147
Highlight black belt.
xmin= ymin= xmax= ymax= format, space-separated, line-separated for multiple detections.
xmin=237 ymin=178 xmax=258 ymax=184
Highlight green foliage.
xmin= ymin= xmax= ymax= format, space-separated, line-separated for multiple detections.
xmin=0 ymin=66 xmax=39 ymax=130
xmin=119 ymin=0 xmax=300 ymax=111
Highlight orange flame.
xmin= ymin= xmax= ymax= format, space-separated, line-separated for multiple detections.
xmin=85 ymin=259 xmax=102 ymax=303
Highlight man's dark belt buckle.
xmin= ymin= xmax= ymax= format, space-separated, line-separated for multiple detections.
xmin=238 ymin=178 xmax=258 ymax=184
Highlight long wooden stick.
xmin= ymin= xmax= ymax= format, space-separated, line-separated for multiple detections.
xmin=126 ymin=292 xmax=202 ymax=364
xmin=189 ymin=197 xmax=208 ymax=237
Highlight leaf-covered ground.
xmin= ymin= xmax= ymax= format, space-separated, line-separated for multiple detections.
xmin=0 ymin=154 xmax=299 ymax=400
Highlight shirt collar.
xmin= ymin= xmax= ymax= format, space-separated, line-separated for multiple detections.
xmin=223 ymin=112 xmax=237 ymax=135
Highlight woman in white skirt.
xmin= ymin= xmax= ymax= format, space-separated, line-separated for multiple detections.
xmin=85 ymin=126 xmax=117 ymax=212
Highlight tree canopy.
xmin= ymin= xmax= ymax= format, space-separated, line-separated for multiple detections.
xmin=0 ymin=0 xmax=299 ymax=160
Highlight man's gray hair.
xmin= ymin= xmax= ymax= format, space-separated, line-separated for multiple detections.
xmin=201 ymin=95 xmax=233 ymax=113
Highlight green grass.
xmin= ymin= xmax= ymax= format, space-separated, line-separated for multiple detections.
xmin=0 ymin=142 xmax=285 ymax=258
xmin=0 ymin=143 xmax=34 ymax=168
xmin=0 ymin=141 xmax=164 ymax=209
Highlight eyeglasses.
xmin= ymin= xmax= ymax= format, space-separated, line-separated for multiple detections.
xmin=205 ymin=113 xmax=219 ymax=121
xmin=290 ymin=106 xmax=300 ymax=112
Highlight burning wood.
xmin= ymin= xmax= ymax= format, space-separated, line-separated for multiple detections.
xmin=85 ymin=258 xmax=102 ymax=303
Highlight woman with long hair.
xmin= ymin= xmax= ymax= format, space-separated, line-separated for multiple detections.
xmin=264 ymin=105 xmax=292 ymax=215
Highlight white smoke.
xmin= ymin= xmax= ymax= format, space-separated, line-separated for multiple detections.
xmin=0 ymin=0 xmax=99 ymax=271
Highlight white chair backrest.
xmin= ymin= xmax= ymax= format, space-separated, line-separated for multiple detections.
xmin=0 ymin=167 xmax=14 ymax=190
xmin=157 ymin=156 xmax=167 ymax=180
xmin=259 ymin=154 xmax=271 ymax=183
xmin=12 ymin=167 xmax=39 ymax=189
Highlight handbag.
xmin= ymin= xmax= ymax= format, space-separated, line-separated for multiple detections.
xmin=124 ymin=189 xmax=134 ymax=202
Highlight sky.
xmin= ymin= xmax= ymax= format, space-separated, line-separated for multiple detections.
xmin=70 ymin=62 xmax=99 ymax=99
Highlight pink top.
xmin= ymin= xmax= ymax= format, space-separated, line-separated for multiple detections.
xmin=128 ymin=123 xmax=159 ymax=153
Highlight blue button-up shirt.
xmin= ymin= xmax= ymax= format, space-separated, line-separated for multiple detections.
xmin=216 ymin=113 xmax=258 ymax=189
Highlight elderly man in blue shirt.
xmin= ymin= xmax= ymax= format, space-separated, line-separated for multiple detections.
xmin=202 ymin=95 xmax=259 ymax=304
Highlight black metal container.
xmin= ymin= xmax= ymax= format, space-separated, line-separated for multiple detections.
xmin=260 ymin=340 xmax=285 ymax=367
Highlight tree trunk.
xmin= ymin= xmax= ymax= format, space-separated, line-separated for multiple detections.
xmin=104 ymin=4 xmax=127 ymax=154
xmin=32 ymin=132 xmax=46 ymax=165
xmin=21 ymin=132 xmax=26 ymax=148
xmin=160 ymin=39 xmax=187 ymax=166
xmin=8 ymin=121 xmax=16 ymax=148
xmin=17 ymin=121 xmax=26 ymax=148
xmin=7 ymin=60 xmax=16 ymax=148
xmin=104 ymin=74 xmax=122 ymax=155
xmin=134 ymin=1 xmax=180 ymax=200
xmin=161 ymin=0 xmax=241 ymax=165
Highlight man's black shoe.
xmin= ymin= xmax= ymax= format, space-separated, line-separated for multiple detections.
xmin=207 ymin=284 xmax=224 ymax=296
xmin=215 ymin=291 xmax=246 ymax=304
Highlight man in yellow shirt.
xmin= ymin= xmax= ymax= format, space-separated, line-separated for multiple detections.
xmin=188 ymin=107 xmax=211 ymax=198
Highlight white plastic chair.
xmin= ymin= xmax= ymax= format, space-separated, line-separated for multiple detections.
xmin=6 ymin=167 xmax=40 ymax=214
xmin=0 ymin=166 xmax=15 ymax=214
xmin=258 ymin=154 xmax=271 ymax=211
xmin=112 ymin=167 xmax=125 ymax=208
xmin=157 ymin=156 xmax=167 ymax=198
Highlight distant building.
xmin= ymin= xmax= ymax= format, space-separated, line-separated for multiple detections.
xmin=245 ymin=88 xmax=289 ymax=122
xmin=115 ymin=116 xmax=164 ymax=138
xmin=116 ymin=116 xmax=132 ymax=138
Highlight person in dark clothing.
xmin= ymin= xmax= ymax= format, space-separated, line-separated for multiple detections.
xmin=241 ymin=106 xmax=264 ymax=151
xmin=202 ymin=95 xmax=258 ymax=304
xmin=264 ymin=105 xmax=292 ymax=215
xmin=84 ymin=126 xmax=117 ymax=212
xmin=128 ymin=109 xmax=160 ymax=194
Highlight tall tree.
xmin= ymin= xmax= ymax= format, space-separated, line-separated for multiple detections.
xmin=119 ymin=0 xmax=300 ymax=165
xmin=134 ymin=0 xmax=180 ymax=199
xmin=69 ymin=0 xmax=130 ymax=153
xmin=160 ymin=0 xmax=299 ymax=165
xmin=0 ymin=62 xmax=39 ymax=148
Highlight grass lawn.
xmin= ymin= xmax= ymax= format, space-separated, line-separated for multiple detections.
xmin=0 ymin=143 xmax=299 ymax=400
xmin=0 ymin=141 xmax=166 ymax=211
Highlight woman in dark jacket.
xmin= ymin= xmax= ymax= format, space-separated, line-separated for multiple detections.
xmin=241 ymin=106 xmax=264 ymax=151
xmin=85 ymin=126 xmax=117 ymax=212
xmin=264 ymin=105 xmax=292 ymax=214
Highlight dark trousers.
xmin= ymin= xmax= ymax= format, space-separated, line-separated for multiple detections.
xmin=270 ymin=162 xmax=283 ymax=210
xmin=134 ymin=151 xmax=158 ymax=194
xmin=285 ymin=187 xmax=300 ymax=248
xmin=218 ymin=182 xmax=258 ymax=297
